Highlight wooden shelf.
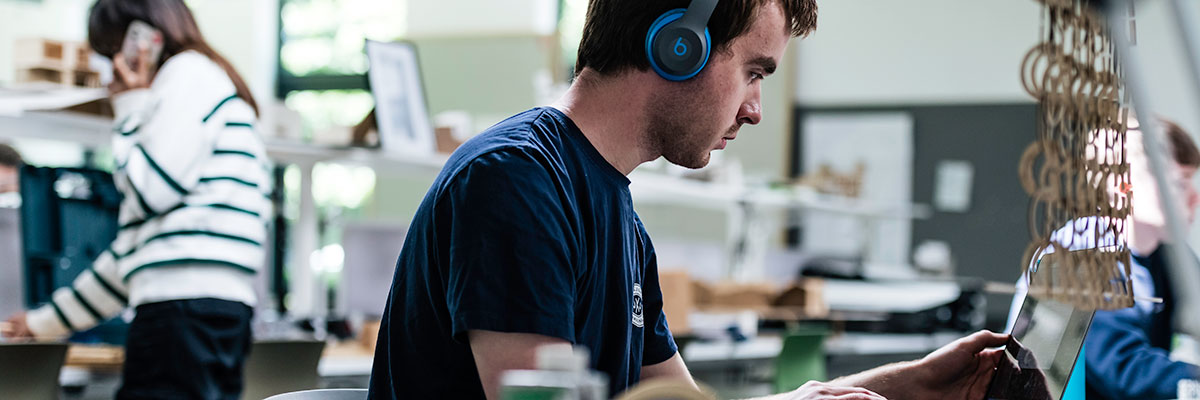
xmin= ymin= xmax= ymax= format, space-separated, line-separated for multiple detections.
xmin=0 ymin=107 xmax=449 ymax=175
xmin=629 ymin=171 xmax=932 ymax=220
xmin=0 ymin=91 xmax=930 ymax=222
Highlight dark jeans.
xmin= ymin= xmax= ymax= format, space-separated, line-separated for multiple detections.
xmin=117 ymin=298 xmax=253 ymax=400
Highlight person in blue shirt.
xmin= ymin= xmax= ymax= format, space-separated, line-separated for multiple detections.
xmin=1086 ymin=119 xmax=1200 ymax=400
xmin=1009 ymin=119 xmax=1200 ymax=400
xmin=368 ymin=1 xmax=1010 ymax=399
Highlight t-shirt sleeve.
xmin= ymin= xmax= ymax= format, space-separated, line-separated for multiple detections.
xmin=638 ymin=224 xmax=678 ymax=365
xmin=1085 ymin=306 xmax=1200 ymax=398
xmin=440 ymin=149 xmax=579 ymax=344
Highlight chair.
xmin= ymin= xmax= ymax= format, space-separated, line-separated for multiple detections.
xmin=0 ymin=342 xmax=69 ymax=400
xmin=772 ymin=326 xmax=828 ymax=393
xmin=264 ymin=388 xmax=368 ymax=400
xmin=242 ymin=340 xmax=327 ymax=400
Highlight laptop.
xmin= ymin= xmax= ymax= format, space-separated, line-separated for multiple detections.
xmin=0 ymin=343 xmax=70 ymax=399
xmin=242 ymin=340 xmax=327 ymax=400
xmin=986 ymin=295 xmax=1093 ymax=400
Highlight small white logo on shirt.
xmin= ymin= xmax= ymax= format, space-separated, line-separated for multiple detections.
xmin=632 ymin=283 xmax=644 ymax=328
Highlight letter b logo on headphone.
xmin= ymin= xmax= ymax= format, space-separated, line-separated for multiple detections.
xmin=673 ymin=37 xmax=688 ymax=56
xmin=645 ymin=0 xmax=717 ymax=81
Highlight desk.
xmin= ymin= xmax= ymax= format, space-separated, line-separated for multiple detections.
xmin=318 ymin=341 xmax=375 ymax=377
xmin=681 ymin=336 xmax=783 ymax=370
xmin=64 ymin=345 xmax=123 ymax=370
xmin=59 ymin=341 xmax=377 ymax=390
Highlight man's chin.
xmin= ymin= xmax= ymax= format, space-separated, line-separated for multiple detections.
xmin=663 ymin=151 xmax=711 ymax=170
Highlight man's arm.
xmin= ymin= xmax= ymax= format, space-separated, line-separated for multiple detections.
xmin=1086 ymin=307 xmax=1200 ymax=398
xmin=468 ymin=330 xmax=570 ymax=400
xmin=829 ymin=330 xmax=1008 ymax=400
xmin=642 ymin=351 xmax=885 ymax=400
xmin=641 ymin=352 xmax=698 ymax=387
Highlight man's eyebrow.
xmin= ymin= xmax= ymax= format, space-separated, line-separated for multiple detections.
xmin=748 ymin=56 xmax=777 ymax=75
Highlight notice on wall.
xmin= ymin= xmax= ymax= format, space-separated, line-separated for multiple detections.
xmin=934 ymin=160 xmax=974 ymax=213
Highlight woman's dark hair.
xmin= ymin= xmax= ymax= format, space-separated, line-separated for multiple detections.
xmin=88 ymin=0 xmax=258 ymax=115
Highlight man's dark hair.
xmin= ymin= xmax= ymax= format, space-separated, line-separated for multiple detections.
xmin=575 ymin=0 xmax=817 ymax=76
xmin=0 ymin=143 xmax=22 ymax=168
xmin=1160 ymin=119 xmax=1200 ymax=168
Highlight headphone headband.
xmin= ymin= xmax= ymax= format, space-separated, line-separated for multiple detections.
xmin=678 ymin=0 xmax=718 ymax=31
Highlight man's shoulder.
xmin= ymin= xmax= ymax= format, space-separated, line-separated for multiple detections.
xmin=433 ymin=108 xmax=570 ymax=198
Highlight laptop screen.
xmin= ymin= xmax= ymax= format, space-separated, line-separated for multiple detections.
xmin=986 ymin=295 xmax=1093 ymax=400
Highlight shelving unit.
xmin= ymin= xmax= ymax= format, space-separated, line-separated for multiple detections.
xmin=0 ymin=88 xmax=935 ymax=316
xmin=629 ymin=170 xmax=932 ymax=281
xmin=0 ymin=90 xmax=450 ymax=318
xmin=629 ymin=171 xmax=932 ymax=220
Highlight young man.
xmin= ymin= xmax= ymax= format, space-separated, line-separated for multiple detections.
xmin=368 ymin=1 xmax=1008 ymax=399
xmin=1084 ymin=120 xmax=1200 ymax=400
xmin=1006 ymin=119 xmax=1200 ymax=400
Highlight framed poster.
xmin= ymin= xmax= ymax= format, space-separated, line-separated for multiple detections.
xmin=365 ymin=39 xmax=434 ymax=155
xmin=800 ymin=112 xmax=914 ymax=271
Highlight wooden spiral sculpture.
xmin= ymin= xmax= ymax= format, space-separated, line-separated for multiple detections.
xmin=1018 ymin=0 xmax=1135 ymax=310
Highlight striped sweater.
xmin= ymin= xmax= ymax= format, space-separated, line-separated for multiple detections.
xmin=26 ymin=51 xmax=272 ymax=339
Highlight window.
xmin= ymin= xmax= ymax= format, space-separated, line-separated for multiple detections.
xmin=275 ymin=1 xmax=400 ymax=310
xmin=277 ymin=0 xmax=407 ymax=136
xmin=557 ymin=0 xmax=587 ymax=80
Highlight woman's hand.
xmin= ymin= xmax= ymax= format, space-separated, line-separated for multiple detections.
xmin=110 ymin=46 xmax=154 ymax=96
xmin=2 ymin=312 xmax=33 ymax=340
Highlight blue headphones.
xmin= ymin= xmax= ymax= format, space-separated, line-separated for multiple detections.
xmin=645 ymin=0 xmax=719 ymax=81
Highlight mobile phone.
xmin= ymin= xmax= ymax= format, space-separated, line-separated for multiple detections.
xmin=121 ymin=20 xmax=164 ymax=73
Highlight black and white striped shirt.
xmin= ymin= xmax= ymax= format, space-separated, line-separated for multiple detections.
xmin=27 ymin=51 xmax=272 ymax=339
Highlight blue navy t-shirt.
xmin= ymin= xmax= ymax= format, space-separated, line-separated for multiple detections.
xmin=367 ymin=107 xmax=678 ymax=399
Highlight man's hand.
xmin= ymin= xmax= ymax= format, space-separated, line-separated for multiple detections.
xmin=909 ymin=330 xmax=1009 ymax=400
xmin=827 ymin=330 xmax=1008 ymax=400
xmin=110 ymin=46 xmax=154 ymax=96
xmin=2 ymin=312 xmax=33 ymax=340
xmin=780 ymin=381 xmax=887 ymax=400
xmin=987 ymin=337 xmax=1052 ymax=400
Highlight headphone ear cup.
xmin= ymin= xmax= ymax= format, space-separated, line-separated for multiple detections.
xmin=645 ymin=9 xmax=711 ymax=81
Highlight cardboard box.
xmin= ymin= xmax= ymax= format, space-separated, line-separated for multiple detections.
xmin=14 ymin=38 xmax=100 ymax=88
xmin=773 ymin=278 xmax=828 ymax=319
xmin=659 ymin=270 xmax=693 ymax=335
xmin=360 ymin=320 xmax=381 ymax=352
xmin=676 ymin=275 xmax=830 ymax=322
xmin=692 ymin=280 xmax=776 ymax=311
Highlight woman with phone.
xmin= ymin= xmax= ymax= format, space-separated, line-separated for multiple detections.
xmin=2 ymin=0 xmax=271 ymax=398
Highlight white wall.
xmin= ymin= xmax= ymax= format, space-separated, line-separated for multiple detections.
xmin=188 ymin=0 xmax=279 ymax=105
xmin=791 ymin=0 xmax=1200 ymax=146
xmin=1133 ymin=1 xmax=1200 ymax=150
xmin=794 ymin=0 xmax=1042 ymax=106
xmin=407 ymin=0 xmax=557 ymax=37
